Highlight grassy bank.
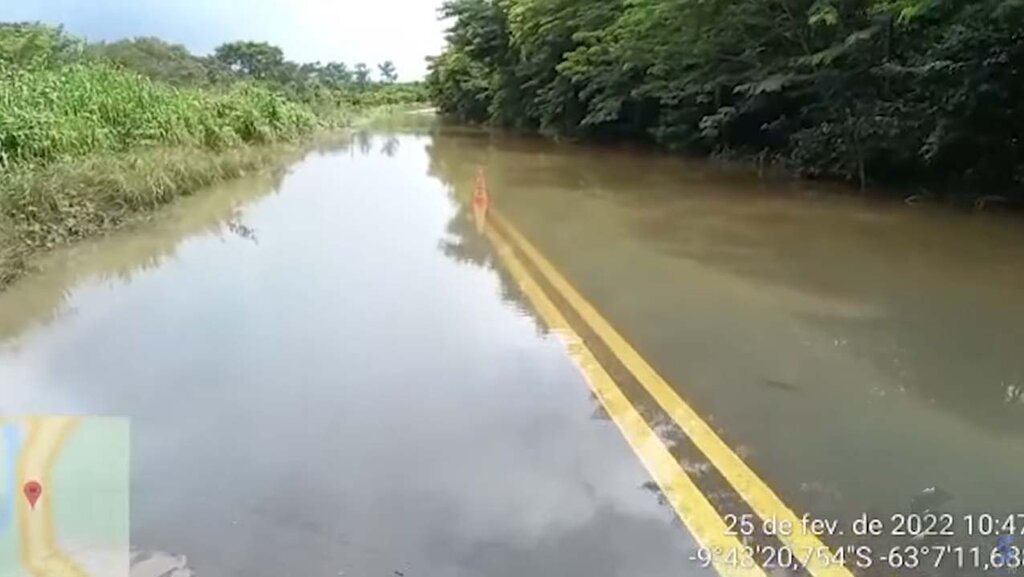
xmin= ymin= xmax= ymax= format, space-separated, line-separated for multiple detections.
xmin=0 ymin=145 xmax=295 ymax=288
xmin=0 ymin=92 xmax=411 ymax=289
xmin=0 ymin=61 xmax=345 ymax=289
xmin=1 ymin=63 xmax=325 ymax=165
xmin=0 ymin=22 xmax=425 ymax=289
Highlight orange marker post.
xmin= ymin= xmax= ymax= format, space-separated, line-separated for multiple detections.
xmin=471 ymin=167 xmax=490 ymax=233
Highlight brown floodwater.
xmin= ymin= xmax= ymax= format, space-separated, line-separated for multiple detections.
xmin=1 ymin=116 xmax=1023 ymax=575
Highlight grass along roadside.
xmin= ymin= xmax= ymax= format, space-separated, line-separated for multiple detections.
xmin=0 ymin=25 xmax=427 ymax=290
xmin=0 ymin=144 xmax=286 ymax=288
xmin=0 ymin=62 xmax=327 ymax=168
xmin=0 ymin=107 xmax=421 ymax=290
xmin=0 ymin=58 xmax=426 ymax=289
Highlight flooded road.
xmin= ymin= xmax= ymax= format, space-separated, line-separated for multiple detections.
xmin=2 ymin=117 xmax=1024 ymax=576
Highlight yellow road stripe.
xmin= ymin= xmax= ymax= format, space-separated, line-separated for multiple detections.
xmin=491 ymin=211 xmax=854 ymax=577
xmin=484 ymin=223 xmax=766 ymax=577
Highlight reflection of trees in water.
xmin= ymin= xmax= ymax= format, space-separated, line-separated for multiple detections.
xmin=438 ymin=200 xmax=540 ymax=333
xmin=437 ymin=125 xmax=1024 ymax=440
xmin=427 ymin=130 xmax=545 ymax=335
xmin=380 ymin=135 xmax=399 ymax=158
xmin=313 ymin=131 xmax=395 ymax=159
xmin=425 ymin=132 xmax=489 ymax=196
xmin=1003 ymin=380 xmax=1023 ymax=405
xmin=306 ymin=131 xmax=371 ymax=158
xmin=427 ymin=124 xmax=671 ymax=201
xmin=357 ymin=131 xmax=373 ymax=156
xmin=0 ymin=169 xmax=288 ymax=342
xmin=426 ymin=126 xmax=1024 ymax=562
xmin=428 ymin=127 xmax=692 ymax=434
xmin=438 ymin=205 xmax=492 ymax=268
xmin=428 ymin=127 xmax=776 ymax=524
xmin=307 ymin=133 xmax=357 ymax=155
xmin=225 ymin=219 xmax=258 ymax=244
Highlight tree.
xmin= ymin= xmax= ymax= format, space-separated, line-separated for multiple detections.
xmin=213 ymin=41 xmax=284 ymax=80
xmin=0 ymin=22 xmax=82 ymax=67
xmin=377 ymin=60 xmax=398 ymax=83
xmin=87 ymin=37 xmax=209 ymax=86
xmin=426 ymin=0 xmax=1024 ymax=194
xmin=322 ymin=61 xmax=352 ymax=86
xmin=353 ymin=62 xmax=371 ymax=87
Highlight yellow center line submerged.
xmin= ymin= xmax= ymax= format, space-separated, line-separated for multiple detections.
xmin=490 ymin=210 xmax=855 ymax=577
xmin=483 ymin=223 xmax=767 ymax=577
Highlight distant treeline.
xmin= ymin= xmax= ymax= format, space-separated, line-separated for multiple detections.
xmin=426 ymin=0 xmax=1024 ymax=196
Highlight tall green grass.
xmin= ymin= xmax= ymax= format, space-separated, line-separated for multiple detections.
xmin=0 ymin=62 xmax=332 ymax=168
xmin=0 ymin=61 xmax=363 ymax=288
xmin=0 ymin=20 xmax=432 ymax=289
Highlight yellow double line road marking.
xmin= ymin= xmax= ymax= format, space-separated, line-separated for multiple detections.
xmin=483 ymin=222 xmax=765 ymax=577
xmin=487 ymin=211 xmax=854 ymax=577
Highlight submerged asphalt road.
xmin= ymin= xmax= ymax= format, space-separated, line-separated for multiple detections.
xmin=2 ymin=117 xmax=1024 ymax=576
xmin=0 ymin=126 xmax=709 ymax=577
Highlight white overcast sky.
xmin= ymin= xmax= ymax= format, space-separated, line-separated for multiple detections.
xmin=1 ymin=0 xmax=448 ymax=80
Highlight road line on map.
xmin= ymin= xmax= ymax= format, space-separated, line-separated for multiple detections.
xmin=484 ymin=223 xmax=766 ymax=577
xmin=17 ymin=420 xmax=45 ymax=577
xmin=40 ymin=418 xmax=86 ymax=577
xmin=491 ymin=211 xmax=854 ymax=577
xmin=18 ymin=416 xmax=87 ymax=577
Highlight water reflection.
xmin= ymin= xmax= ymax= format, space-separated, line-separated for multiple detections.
xmin=428 ymin=138 xmax=539 ymax=330
xmin=356 ymin=131 xmax=372 ymax=156
xmin=1005 ymin=382 xmax=1023 ymax=405
xmin=424 ymin=121 xmax=1024 ymax=436
xmin=420 ymin=121 xmax=1024 ymax=541
xmin=471 ymin=167 xmax=491 ymax=234
xmin=0 ymin=133 xmax=384 ymax=344
xmin=225 ymin=219 xmax=259 ymax=244
xmin=0 ymin=117 xmax=1020 ymax=576
xmin=0 ymin=125 xmax=701 ymax=576
xmin=380 ymin=135 xmax=400 ymax=158
xmin=0 ymin=173 xmax=283 ymax=343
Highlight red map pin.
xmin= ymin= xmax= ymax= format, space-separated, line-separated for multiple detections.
xmin=23 ymin=480 xmax=43 ymax=510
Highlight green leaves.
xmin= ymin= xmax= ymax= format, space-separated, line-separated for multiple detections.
xmin=796 ymin=24 xmax=882 ymax=68
xmin=808 ymin=1 xmax=840 ymax=27
xmin=213 ymin=41 xmax=285 ymax=80
xmin=0 ymin=22 xmax=82 ymax=68
xmin=86 ymin=38 xmax=209 ymax=86
xmin=871 ymin=0 xmax=939 ymax=23
xmin=353 ymin=63 xmax=372 ymax=87
xmin=734 ymin=73 xmax=801 ymax=96
xmin=0 ymin=61 xmax=328 ymax=168
xmin=429 ymin=0 xmax=1024 ymax=190
xmin=378 ymin=61 xmax=399 ymax=83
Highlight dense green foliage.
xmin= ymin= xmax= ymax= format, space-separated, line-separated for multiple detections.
xmin=86 ymin=37 xmax=213 ymax=86
xmin=426 ymin=0 xmax=1024 ymax=194
xmin=0 ymin=22 xmax=83 ymax=67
